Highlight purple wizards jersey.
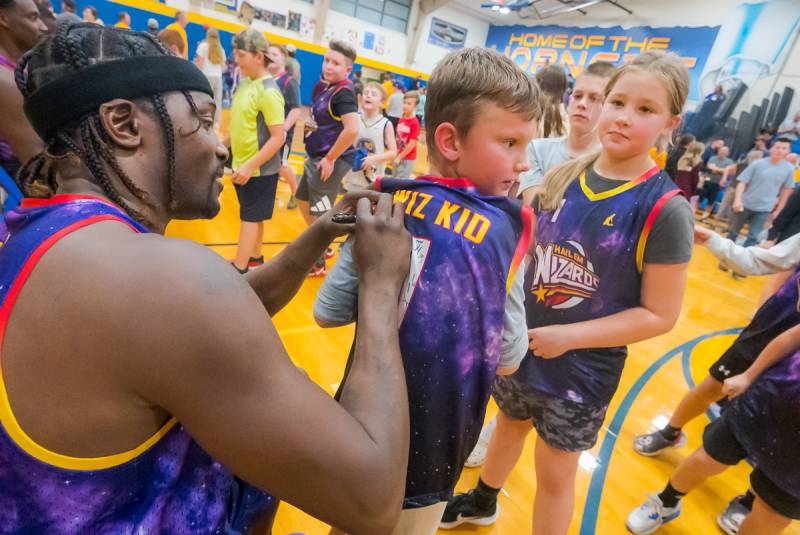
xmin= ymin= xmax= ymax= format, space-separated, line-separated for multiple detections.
xmin=0 ymin=195 xmax=276 ymax=533
xmin=729 ymin=347 xmax=800 ymax=498
xmin=374 ymin=176 xmax=531 ymax=506
xmin=516 ymin=167 xmax=681 ymax=407
xmin=715 ymin=267 xmax=800 ymax=375
xmin=304 ymin=79 xmax=355 ymax=160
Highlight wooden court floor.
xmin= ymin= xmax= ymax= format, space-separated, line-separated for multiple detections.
xmin=165 ymin=121 xmax=798 ymax=534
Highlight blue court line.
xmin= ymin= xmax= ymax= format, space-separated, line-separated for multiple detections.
xmin=578 ymin=327 xmax=743 ymax=535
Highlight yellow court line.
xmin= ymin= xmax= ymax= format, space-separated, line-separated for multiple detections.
xmin=110 ymin=0 xmax=429 ymax=79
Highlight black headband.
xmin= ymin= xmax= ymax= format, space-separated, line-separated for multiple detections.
xmin=24 ymin=55 xmax=213 ymax=140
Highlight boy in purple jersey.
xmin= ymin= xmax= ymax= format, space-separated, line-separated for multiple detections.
xmin=315 ymin=47 xmax=541 ymax=534
xmin=628 ymin=322 xmax=800 ymax=535
xmin=1 ymin=23 xmax=413 ymax=534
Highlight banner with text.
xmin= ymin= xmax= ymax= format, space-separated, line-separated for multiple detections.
xmin=486 ymin=24 xmax=720 ymax=100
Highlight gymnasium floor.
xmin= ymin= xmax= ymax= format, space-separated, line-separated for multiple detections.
xmin=165 ymin=122 xmax=799 ymax=535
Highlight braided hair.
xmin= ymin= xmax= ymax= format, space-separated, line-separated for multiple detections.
xmin=14 ymin=23 xmax=200 ymax=224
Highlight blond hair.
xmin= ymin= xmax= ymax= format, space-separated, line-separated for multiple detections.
xmin=404 ymin=90 xmax=420 ymax=105
xmin=206 ymin=28 xmax=223 ymax=66
xmin=677 ymin=141 xmax=704 ymax=171
xmin=539 ymin=51 xmax=689 ymax=211
xmin=364 ymin=81 xmax=387 ymax=101
xmin=425 ymin=47 xmax=542 ymax=167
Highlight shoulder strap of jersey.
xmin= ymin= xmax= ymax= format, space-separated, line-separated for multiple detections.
xmin=328 ymin=79 xmax=355 ymax=121
xmin=635 ymin=188 xmax=683 ymax=273
xmin=506 ymin=203 xmax=534 ymax=293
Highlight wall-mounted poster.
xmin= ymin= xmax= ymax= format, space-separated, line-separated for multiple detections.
xmin=288 ymin=11 xmax=301 ymax=32
xmin=363 ymin=31 xmax=375 ymax=50
xmin=428 ymin=17 xmax=467 ymax=50
xmin=269 ymin=11 xmax=286 ymax=28
xmin=238 ymin=0 xmax=255 ymax=24
xmin=214 ymin=0 xmax=236 ymax=13
xmin=300 ymin=16 xmax=315 ymax=39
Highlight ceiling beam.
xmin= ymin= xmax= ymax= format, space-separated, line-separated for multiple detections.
xmin=604 ymin=0 xmax=633 ymax=15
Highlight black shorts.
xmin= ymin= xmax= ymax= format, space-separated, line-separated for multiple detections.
xmin=703 ymin=412 xmax=800 ymax=519
xmin=234 ymin=174 xmax=279 ymax=222
xmin=709 ymin=347 xmax=755 ymax=382
xmin=493 ymin=375 xmax=607 ymax=452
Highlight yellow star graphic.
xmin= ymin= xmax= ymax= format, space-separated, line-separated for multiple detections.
xmin=532 ymin=283 xmax=548 ymax=303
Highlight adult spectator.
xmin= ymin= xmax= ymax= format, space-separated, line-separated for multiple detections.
xmin=165 ymin=10 xmax=188 ymax=58
xmin=765 ymin=185 xmax=800 ymax=247
xmin=81 ymin=5 xmax=102 ymax=25
xmin=385 ymin=84 xmax=403 ymax=130
xmin=778 ymin=112 xmax=800 ymax=141
xmin=665 ymin=133 xmax=695 ymax=180
xmin=704 ymin=84 xmax=725 ymax=103
xmin=146 ymin=17 xmax=158 ymax=36
xmin=702 ymin=137 xmax=724 ymax=167
xmin=0 ymin=0 xmax=47 ymax=183
xmin=194 ymin=26 xmax=226 ymax=126
xmin=728 ymin=138 xmax=795 ymax=247
xmin=536 ymin=64 xmax=568 ymax=138
xmin=114 ymin=11 xmax=130 ymax=29
xmin=54 ymin=0 xmax=80 ymax=27
xmin=699 ymin=145 xmax=736 ymax=220
xmin=285 ymin=42 xmax=301 ymax=83
xmin=158 ymin=28 xmax=184 ymax=56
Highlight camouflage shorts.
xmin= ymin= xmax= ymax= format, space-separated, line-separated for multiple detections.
xmin=492 ymin=375 xmax=608 ymax=452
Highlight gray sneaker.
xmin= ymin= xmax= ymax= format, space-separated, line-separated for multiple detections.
xmin=717 ymin=495 xmax=750 ymax=535
xmin=633 ymin=429 xmax=687 ymax=456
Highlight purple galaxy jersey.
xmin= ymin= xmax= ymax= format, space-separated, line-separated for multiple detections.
xmin=714 ymin=267 xmax=800 ymax=376
xmin=730 ymin=347 xmax=800 ymax=498
xmin=375 ymin=176 xmax=532 ymax=506
xmin=304 ymin=79 xmax=355 ymax=160
xmin=515 ymin=167 xmax=681 ymax=407
xmin=0 ymin=195 xmax=276 ymax=533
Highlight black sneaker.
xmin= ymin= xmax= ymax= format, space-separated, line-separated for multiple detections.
xmin=439 ymin=490 xmax=500 ymax=529
xmin=632 ymin=429 xmax=687 ymax=456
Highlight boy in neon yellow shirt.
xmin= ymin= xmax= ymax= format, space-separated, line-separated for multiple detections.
xmin=227 ymin=29 xmax=285 ymax=273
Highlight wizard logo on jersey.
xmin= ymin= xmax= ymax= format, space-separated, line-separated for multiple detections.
xmin=530 ymin=240 xmax=599 ymax=309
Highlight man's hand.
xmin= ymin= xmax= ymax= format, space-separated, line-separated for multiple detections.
xmin=232 ymin=160 xmax=257 ymax=185
xmin=722 ymin=373 xmax=752 ymax=399
xmin=760 ymin=239 xmax=776 ymax=249
xmin=317 ymin=156 xmax=335 ymax=181
xmin=352 ymin=194 xmax=411 ymax=288
xmin=733 ymin=200 xmax=744 ymax=213
xmin=317 ymin=190 xmax=381 ymax=240
xmin=694 ymin=224 xmax=714 ymax=245
xmin=528 ymin=325 xmax=573 ymax=359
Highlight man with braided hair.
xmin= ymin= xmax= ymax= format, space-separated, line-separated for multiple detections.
xmin=1 ymin=23 xmax=412 ymax=534
xmin=0 ymin=0 xmax=46 ymax=192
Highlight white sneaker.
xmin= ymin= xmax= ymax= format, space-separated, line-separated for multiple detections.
xmin=626 ymin=494 xmax=681 ymax=534
xmin=464 ymin=416 xmax=497 ymax=468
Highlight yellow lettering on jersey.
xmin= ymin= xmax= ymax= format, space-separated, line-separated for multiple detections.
xmin=412 ymin=192 xmax=432 ymax=220
xmin=393 ymin=190 xmax=412 ymax=205
xmin=453 ymin=207 xmax=472 ymax=234
xmin=464 ymin=213 xmax=491 ymax=244
xmin=434 ymin=201 xmax=461 ymax=229
xmin=603 ymin=213 xmax=616 ymax=227
xmin=405 ymin=191 xmax=419 ymax=216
